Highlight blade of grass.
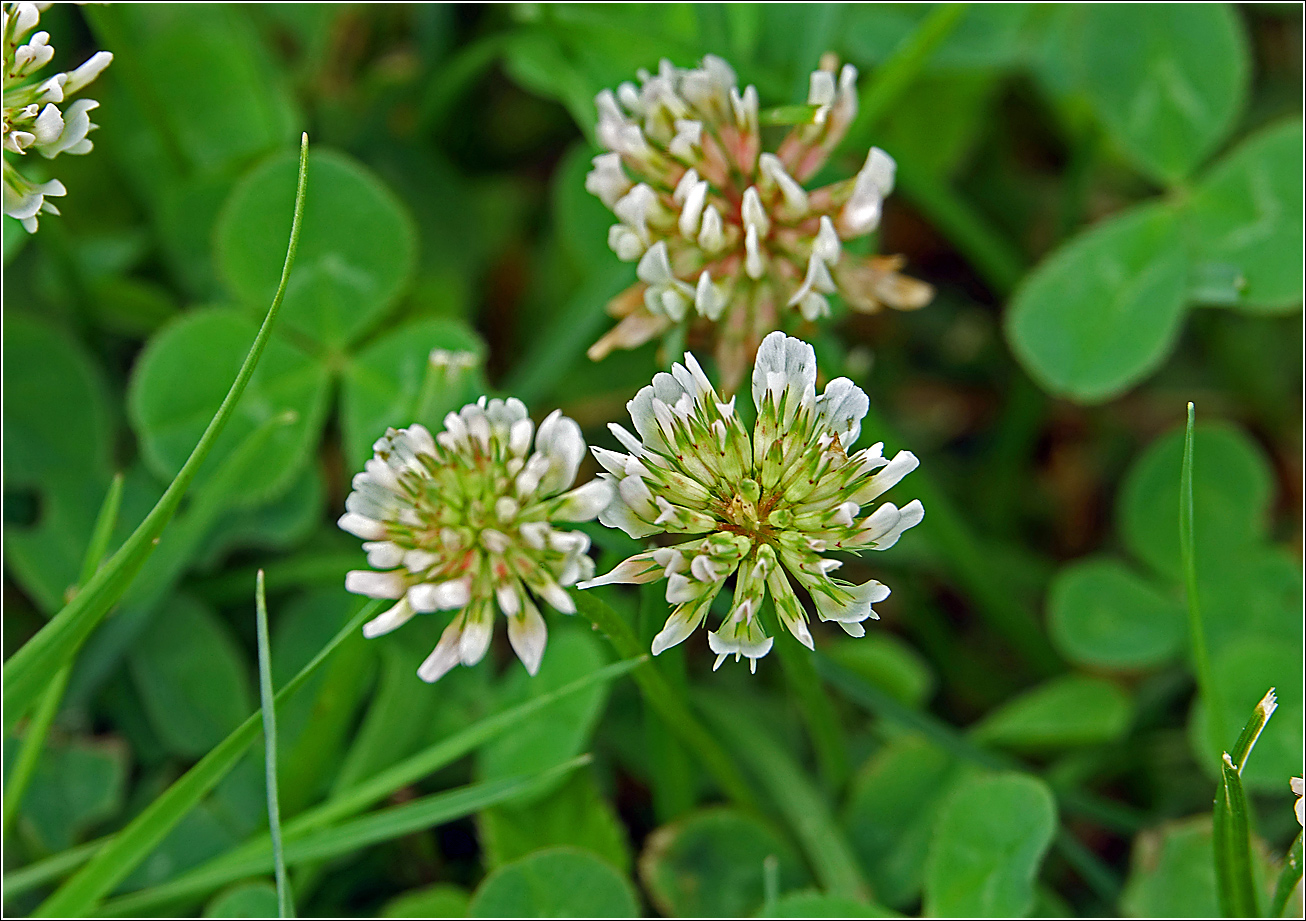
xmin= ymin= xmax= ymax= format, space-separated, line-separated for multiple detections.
xmin=81 ymin=657 xmax=644 ymax=914
xmin=4 ymin=473 xmax=125 ymax=837
xmin=2 ymin=839 xmax=104 ymax=902
xmin=32 ymin=597 xmax=377 ymax=917
xmin=2 ymin=665 xmax=70 ymax=840
xmin=1181 ymin=402 xmax=1224 ymax=752
xmin=65 ymin=409 xmax=304 ymax=712
xmin=575 ymin=592 xmax=760 ymax=812
xmin=700 ymin=691 xmax=869 ymax=901
xmin=3 ymin=134 xmax=311 ymax=731
xmin=1214 ymin=688 xmax=1277 ymax=917
xmin=1214 ymin=752 xmax=1260 ymax=917
xmin=1270 ymin=831 xmax=1303 ymax=917
xmin=99 ymin=757 xmax=591 ymax=918
xmin=255 ymin=572 xmax=293 ymax=918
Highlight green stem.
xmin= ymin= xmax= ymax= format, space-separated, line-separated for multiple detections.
xmin=255 ymin=573 xmax=294 ymax=918
xmin=575 ymin=593 xmax=760 ymax=812
xmin=773 ymin=628 xmax=849 ymax=792
xmin=3 ymin=134 xmax=311 ymax=731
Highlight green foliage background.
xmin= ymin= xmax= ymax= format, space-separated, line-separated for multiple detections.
xmin=3 ymin=4 xmax=1302 ymax=917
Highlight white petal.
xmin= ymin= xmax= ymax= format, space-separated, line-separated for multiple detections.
xmin=345 ymin=570 xmax=406 ymax=599
xmin=362 ymin=597 xmax=416 ymax=638
xmin=866 ymin=498 xmax=924 ymax=550
xmin=407 ymin=577 xmax=472 ymax=612
xmin=338 ymin=512 xmax=385 ymax=540
xmin=553 ymin=478 xmax=614 ymax=521
xmin=751 ymin=331 xmax=817 ymax=413
xmin=508 ymin=603 xmax=549 ymax=675
xmin=853 ymin=450 xmax=920 ymax=503
xmin=417 ymin=617 xmax=465 ymax=683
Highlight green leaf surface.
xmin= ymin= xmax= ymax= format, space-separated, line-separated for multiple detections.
xmin=1006 ymin=202 xmax=1190 ymax=403
xmin=1188 ymin=636 xmax=1304 ymax=792
xmin=4 ymin=736 xmax=127 ymax=853
xmin=469 ymin=847 xmax=638 ymax=918
xmin=639 ymin=808 xmax=808 ymax=919
xmin=973 ymin=674 xmax=1132 ymax=750
xmin=128 ymin=307 xmax=330 ymax=505
xmin=824 ymin=633 xmax=935 ymax=709
xmin=217 ymin=148 xmax=416 ymax=350
xmin=199 ymin=464 xmax=324 ymax=569
xmin=924 ymin=772 xmax=1058 ymax=917
xmin=477 ymin=622 xmax=611 ymax=804
xmin=35 ymin=602 xmax=374 ymax=916
xmin=340 ymin=316 xmax=485 ymax=472
xmin=1183 ymin=118 xmax=1304 ymax=313
xmin=381 ymin=883 xmax=470 ymax=918
xmin=1118 ymin=421 xmax=1273 ymax=583
xmin=203 ymin=881 xmax=279 ymax=918
xmin=3 ymin=314 xmax=114 ymax=612
xmin=1078 ymin=3 xmax=1249 ymax=184
xmin=757 ymin=891 xmax=900 ymax=918
xmin=842 ymin=734 xmax=962 ymax=909
xmin=1119 ymin=816 xmax=1274 ymax=918
xmin=127 ymin=594 xmax=254 ymax=758
xmin=479 ymin=768 xmax=631 ymax=873
xmin=106 ymin=5 xmax=296 ymax=174
xmin=1047 ymin=556 xmax=1187 ymax=670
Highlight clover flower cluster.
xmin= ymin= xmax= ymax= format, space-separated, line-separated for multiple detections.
xmin=3 ymin=1 xmax=111 ymax=232
xmin=578 ymin=331 xmax=923 ymax=672
xmin=339 ymin=398 xmax=612 ymax=682
xmin=585 ymin=54 xmax=932 ymax=391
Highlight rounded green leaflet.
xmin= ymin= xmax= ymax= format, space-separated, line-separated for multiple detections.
xmin=924 ymin=772 xmax=1058 ymax=918
xmin=126 ymin=593 xmax=254 ymax=758
xmin=3 ymin=314 xmax=116 ymax=612
xmin=824 ymin=633 xmax=935 ymax=709
xmin=203 ymin=881 xmax=279 ymax=919
xmin=127 ymin=307 xmax=331 ymax=509
xmin=478 ymin=769 xmax=632 ymax=874
xmin=639 ymin=807 xmax=809 ymax=918
xmin=1079 ymin=4 xmax=1249 ymax=185
xmin=110 ymin=4 xmax=295 ymax=174
xmin=1194 ymin=544 xmax=1303 ymax=654
xmin=217 ymin=148 xmax=417 ymax=351
xmin=382 ymin=883 xmax=470 ymax=918
xmin=841 ymin=735 xmax=961 ymax=910
xmin=469 ymin=847 xmax=638 ymax=918
xmin=972 ymin=674 xmax=1132 ymax=751
xmin=1121 ymin=816 xmax=1276 ymax=918
xmin=1183 ymin=118 xmax=1304 ymax=314
xmin=1117 ymin=421 xmax=1274 ymax=583
xmin=758 ymin=891 xmax=900 ymax=918
xmin=1005 ymin=202 xmax=1189 ymax=403
xmin=1047 ymin=556 xmax=1186 ymax=670
xmin=5 ymin=736 xmax=127 ymax=853
xmin=1187 ymin=635 xmax=1304 ymax=793
xmin=340 ymin=316 xmax=486 ymax=472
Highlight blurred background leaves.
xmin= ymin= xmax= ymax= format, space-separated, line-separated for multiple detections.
xmin=3 ymin=3 xmax=1301 ymax=917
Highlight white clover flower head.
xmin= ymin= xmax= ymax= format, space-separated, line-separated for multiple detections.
xmin=1293 ymin=775 xmax=1304 ymax=828
xmin=3 ymin=2 xmax=111 ymax=232
xmin=339 ymin=397 xmax=613 ymax=683
xmin=580 ymin=331 xmax=923 ymax=673
xmin=585 ymin=53 xmax=933 ymax=392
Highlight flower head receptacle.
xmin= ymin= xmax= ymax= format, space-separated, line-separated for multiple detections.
xmin=585 ymin=53 xmax=933 ymax=392
xmin=580 ymin=331 xmax=923 ymax=672
xmin=3 ymin=2 xmax=111 ymax=232
xmin=340 ymin=397 xmax=613 ymax=682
